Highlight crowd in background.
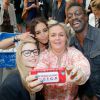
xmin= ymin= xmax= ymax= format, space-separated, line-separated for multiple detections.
xmin=0 ymin=0 xmax=100 ymax=33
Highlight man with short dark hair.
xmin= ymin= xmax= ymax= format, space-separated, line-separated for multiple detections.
xmin=66 ymin=2 xmax=100 ymax=100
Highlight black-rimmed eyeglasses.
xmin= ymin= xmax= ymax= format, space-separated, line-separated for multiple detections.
xmin=21 ymin=49 xmax=39 ymax=57
xmin=67 ymin=10 xmax=83 ymax=19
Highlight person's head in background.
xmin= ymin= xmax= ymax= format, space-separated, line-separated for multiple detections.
xmin=48 ymin=23 xmax=69 ymax=54
xmin=30 ymin=17 xmax=49 ymax=52
xmin=90 ymin=0 xmax=100 ymax=18
xmin=16 ymin=37 xmax=39 ymax=81
xmin=66 ymin=2 xmax=88 ymax=34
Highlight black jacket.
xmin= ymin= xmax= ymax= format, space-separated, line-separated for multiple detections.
xmin=0 ymin=70 xmax=44 ymax=100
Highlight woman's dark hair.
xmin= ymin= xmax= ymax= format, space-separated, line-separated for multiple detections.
xmin=30 ymin=17 xmax=48 ymax=49
xmin=67 ymin=2 xmax=87 ymax=15
xmin=30 ymin=17 xmax=48 ymax=37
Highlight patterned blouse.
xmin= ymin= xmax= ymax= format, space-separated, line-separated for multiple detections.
xmin=37 ymin=47 xmax=90 ymax=100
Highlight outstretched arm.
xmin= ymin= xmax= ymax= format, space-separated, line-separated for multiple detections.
xmin=0 ymin=37 xmax=15 ymax=49
xmin=0 ymin=32 xmax=34 ymax=49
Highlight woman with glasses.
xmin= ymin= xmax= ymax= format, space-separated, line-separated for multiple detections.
xmin=0 ymin=37 xmax=44 ymax=100
xmin=0 ymin=17 xmax=48 ymax=89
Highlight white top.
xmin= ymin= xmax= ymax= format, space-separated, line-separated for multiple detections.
xmin=85 ymin=0 xmax=91 ymax=10
xmin=89 ymin=13 xmax=95 ymax=27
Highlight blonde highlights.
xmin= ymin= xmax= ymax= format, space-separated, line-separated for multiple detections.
xmin=16 ymin=37 xmax=36 ymax=81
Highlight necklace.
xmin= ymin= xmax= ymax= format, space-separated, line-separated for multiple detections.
xmin=51 ymin=48 xmax=67 ymax=67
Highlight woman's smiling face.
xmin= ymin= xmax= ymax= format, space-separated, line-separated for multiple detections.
xmin=35 ymin=22 xmax=48 ymax=44
xmin=49 ymin=25 xmax=67 ymax=52
xmin=21 ymin=43 xmax=39 ymax=68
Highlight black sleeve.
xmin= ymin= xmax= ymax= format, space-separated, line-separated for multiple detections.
xmin=0 ymin=71 xmax=30 ymax=100
xmin=0 ymin=82 xmax=18 ymax=100
xmin=0 ymin=72 xmax=20 ymax=100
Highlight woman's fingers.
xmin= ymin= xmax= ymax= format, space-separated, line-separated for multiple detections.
xmin=72 ymin=72 xmax=82 ymax=82
xmin=66 ymin=66 xmax=73 ymax=75
xmin=69 ymin=67 xmax=83 ymax=84
xmin=66 ymin=66 xmax=84 ymax=84
xmin=28 ymin=79 xmax=43 ymax=88
xmin=25 ymin=75 xmax=43 ymax=94
xmin=26 ymin=74 xmax=43 ymax=89
xmin=30 ymin=84 xmax=43 ymax=94
xmin=69 ymin=66 xmax=79 ymax=79
xmin=18 ymin=32 xmax=34 ymax=41
xmin=26 ymin=75 xmax=37 ymax=82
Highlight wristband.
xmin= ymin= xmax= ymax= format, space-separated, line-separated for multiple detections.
xmin=13 ymin=35 xmax=20 ymax=43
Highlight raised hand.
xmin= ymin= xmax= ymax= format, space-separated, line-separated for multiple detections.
xmin=66 ymin=66 xmax=84 ymax=85
xmin=25 ymin=74 xmax=43 ymax=94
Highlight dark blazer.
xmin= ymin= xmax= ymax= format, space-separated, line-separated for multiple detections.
xmin=52 ymin=0 xmax=66 ymax=22
xmin=70 ymin=25 xmax=100 ymax=99
xmin=38 ymin=0 xmax=52 ymax=19
xmin=0 ymin=70 xmax=44 ymax=100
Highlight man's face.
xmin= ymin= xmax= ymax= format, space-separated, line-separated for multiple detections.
xmin=67 ymin=6 xmax=88 ymax=33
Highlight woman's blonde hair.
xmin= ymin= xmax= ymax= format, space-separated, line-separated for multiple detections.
xmin=48 ymin=22 xmax=70 ymax=47
xmin=47 ymin=19 xmax=58 ymax=27
xmin=90 ymin=0 xmax=100 ymax=10
xmin=16 ymin=37 xmax=36 ymax=82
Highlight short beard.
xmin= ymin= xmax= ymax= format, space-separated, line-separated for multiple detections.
xmin=74 ymin=25 xmax=85 ymax=33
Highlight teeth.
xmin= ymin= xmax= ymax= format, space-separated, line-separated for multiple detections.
xmin=73 ymin=20 xmax=80 ymax=25
xmin=73 ymin=22 xmax=79 ymax=25
xmin=73 ymin=21 xmax=80 ymax=27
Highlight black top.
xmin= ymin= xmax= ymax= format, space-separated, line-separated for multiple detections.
xmin=38 ymin=0 xmax=52 ymax=19
xmin=0 ymin=70 xmax=30 ymax=100
xmin=0 ymin=70 xmax=44 ymax=100
xmin=52 ymin=0 xmax=66 ymax=22
xmin=70 ymin=25 xmax=100 ymax=99
xmin=14 ymin=0 xmax=23 ymax=13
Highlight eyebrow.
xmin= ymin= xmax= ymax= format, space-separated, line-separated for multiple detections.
xmin=68 ymin=9 xmax=79 ymax=13
xmin=36 ymin=28 xmax=48 ymax=31
xmin=50 ymin=32 xmax=65 ymax=34
xmin=22 ymin=49 xmax=38 ymax=51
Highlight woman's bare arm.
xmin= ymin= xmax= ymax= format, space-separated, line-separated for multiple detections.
xmin=0 ymin=32 xmax=34 ymax=49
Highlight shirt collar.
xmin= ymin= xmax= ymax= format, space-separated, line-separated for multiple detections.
xmin=85 ymin=25 xmax=95 ymax=41
xmin=70 ymin=25 xmax=94 ymax=46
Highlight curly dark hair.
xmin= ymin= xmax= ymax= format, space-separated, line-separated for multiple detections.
xmin=66 ymin=2 xmax=87 ymax=15
xmin=30 ymin=17 xmax=48 ymax=50
xmin=30 ymin=17 xmax=48 ymax=37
